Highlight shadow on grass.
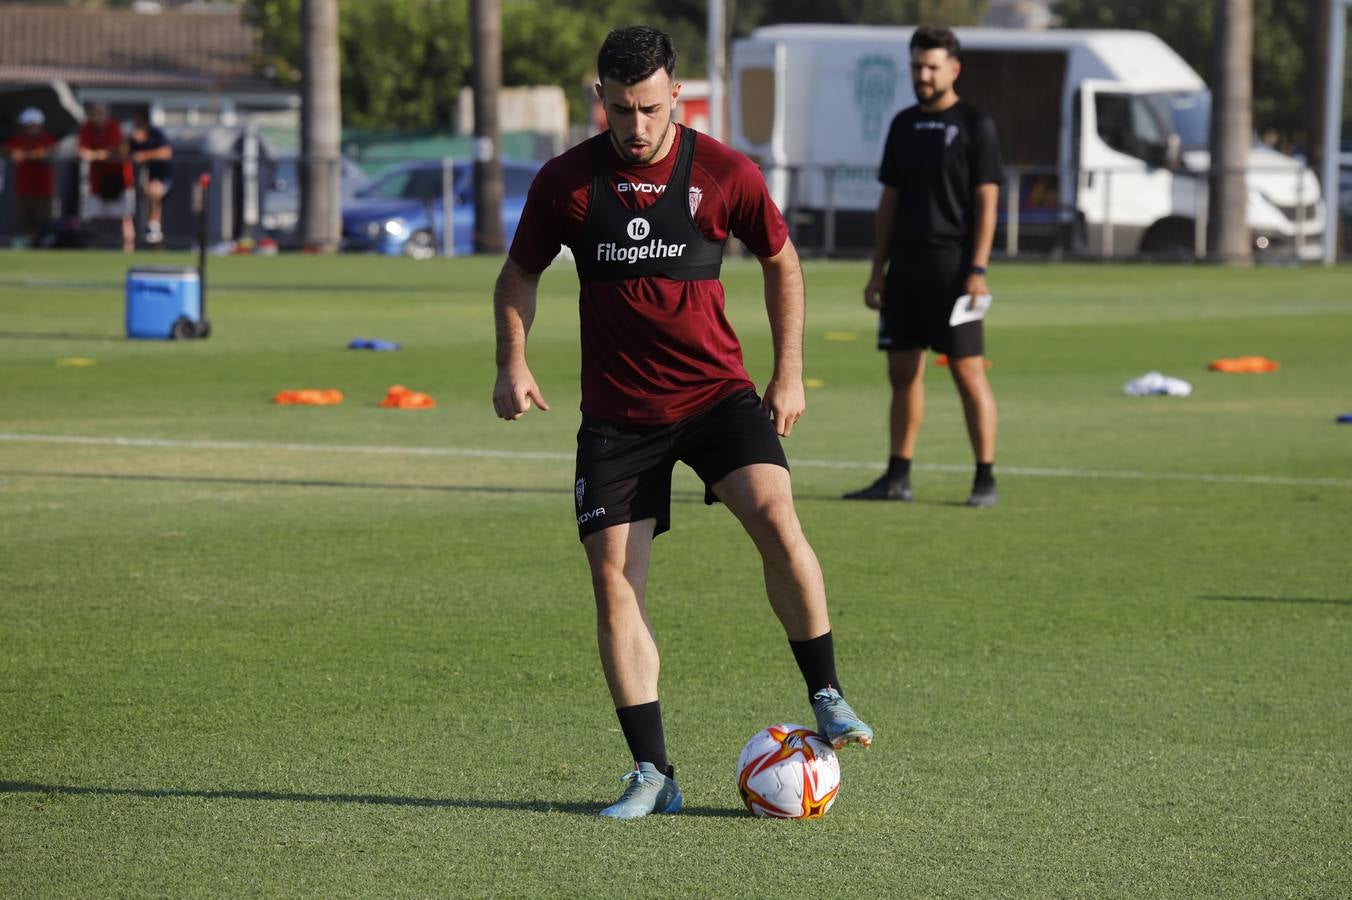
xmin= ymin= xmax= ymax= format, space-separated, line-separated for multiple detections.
xmin=0 ymin=279 xmax=454 ymax=296
xmin=0 ymin=780 xmax=745 ymax=818
xmin=3 ymin=469 xmax=568 ymax=497
xmin=1201 ymin=594 xmax=1352 ymax=607
xmin=0 ymin=331 xmax=125 ymax=342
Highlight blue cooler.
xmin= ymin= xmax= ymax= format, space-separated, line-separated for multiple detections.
xmin=126 ymin=266 xmax=202 ymax=339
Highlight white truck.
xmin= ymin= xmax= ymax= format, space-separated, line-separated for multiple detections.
xmin=730 ymin=24 xmax=1325 ymax=260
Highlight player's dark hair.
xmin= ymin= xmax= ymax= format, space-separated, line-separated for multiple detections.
xmin=597 ymin=26 xmax=677 ymax=86
xmin=910 ymin=25 xmax=961 ymax=60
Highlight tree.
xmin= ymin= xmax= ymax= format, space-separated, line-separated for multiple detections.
xmin=246 ymin=0 xmax=471 ymax=130
xmin=1052 ymin=0 xmax=1330 ymax=149
xmin=243 ymin=0 xmax=993 ymax=131
xmin=1208 ymin=0 xmax=1252 ymax=265
xmin=300 ymin=0 xmax=341 ymax=252
xmin=729 ymin=0 xmax=986 ymax=34
xmin=472 ymin=0 xmax=505 ymax=253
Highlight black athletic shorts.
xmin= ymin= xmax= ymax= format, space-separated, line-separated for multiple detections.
xmin=878 ymin=248 xmax=984 ymax=358
xmin=573 ymin=387 xmax=789 ymax=540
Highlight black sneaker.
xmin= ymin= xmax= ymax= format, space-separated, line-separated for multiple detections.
xmin=965 ymin=481 xmax=998 ymax=508
xmin=843 ymin=474 xmax=913 ymax=501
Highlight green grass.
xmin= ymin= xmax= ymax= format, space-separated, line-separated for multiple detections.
xmin=1 ymin=251 xmax=1349 ymax=897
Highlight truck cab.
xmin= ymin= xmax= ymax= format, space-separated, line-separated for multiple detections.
xmin=730 ymin=25 xmax=1325 ymax=261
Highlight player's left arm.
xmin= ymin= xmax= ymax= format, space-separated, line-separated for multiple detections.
xmin=759 ymin=237 xmax=806 ymax=438
xmin=967 ymin=115 xmax=1004 ymax=300
xmin=966 ymin=182 xmax=999 ymax=299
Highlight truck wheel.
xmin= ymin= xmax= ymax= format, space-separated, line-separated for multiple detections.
xmin=1141 ymin=219 xmax=1196 ymax=259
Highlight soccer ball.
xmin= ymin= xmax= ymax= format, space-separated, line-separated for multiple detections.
xmin=735 ymin=723 xmax=841 ymax=818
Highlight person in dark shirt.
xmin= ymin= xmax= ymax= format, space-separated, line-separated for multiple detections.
xmin=127 ymin=113 xmax=174 ymax=245
xmin=844 ymin=25 xmax=1004 ymax=507
xmin=492 ymin=25 xmax=873 ymax=820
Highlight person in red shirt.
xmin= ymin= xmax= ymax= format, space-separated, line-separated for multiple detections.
xmin=77 ymin=103 xmax=134 ymax=251
xmin=5 ymin=108 xmax=57 ymax=245
xmin=492 ymin=26 xmax=874 ymax=819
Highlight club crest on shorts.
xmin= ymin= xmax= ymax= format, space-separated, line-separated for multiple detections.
xmin=627 ymin=217 xmax=651 ymax=241
xmin=575 ymin=477 xmax=586 ymax=509
xmin=688 ymin=186 xmax=703 ymax=217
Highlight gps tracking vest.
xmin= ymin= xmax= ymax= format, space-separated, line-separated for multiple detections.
xmin=574 ymin=127 xmax=724 ymax=284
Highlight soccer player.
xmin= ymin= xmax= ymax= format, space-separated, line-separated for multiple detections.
xmin=492 ymin=25 xmax=873 ymax=820
xmin=843 ymin=25 xmax=1004 ymax=507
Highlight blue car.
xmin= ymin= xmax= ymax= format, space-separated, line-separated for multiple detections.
xmin=340 ymin=159 xmax=542 ymax=259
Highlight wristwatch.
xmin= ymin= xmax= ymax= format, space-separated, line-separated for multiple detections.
xmin=970 ymin=265 xmax=987 ymax=276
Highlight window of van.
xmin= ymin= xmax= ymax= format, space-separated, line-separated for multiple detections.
xmin=1095 ymin=93 xmax=1170 ymax=164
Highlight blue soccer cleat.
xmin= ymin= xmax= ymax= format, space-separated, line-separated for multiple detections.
xmin=598 ymin=762 xmax=683 ymax=820
xmin=811 ymin=687 xmax=875 ymax=749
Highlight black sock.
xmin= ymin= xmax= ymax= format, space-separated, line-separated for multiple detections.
xmin=615 ymin=701 xmax=668 ymax=771
xmin=790 ymin=631 xmax=841 ymax=701
xmin=975 ymin=461 xmax=995 ymax=487
xmin=886 ymin=456 xmax=912 ymax=481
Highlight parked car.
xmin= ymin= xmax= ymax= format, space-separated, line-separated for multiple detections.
xmin=340 ymin=158 xmax=541 ymax=258
xmin=262 ymin=153 xmax=370 ymax=240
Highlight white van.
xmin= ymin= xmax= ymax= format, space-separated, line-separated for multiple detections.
xmin=730 ymin=24 xmax=1324 ymax=260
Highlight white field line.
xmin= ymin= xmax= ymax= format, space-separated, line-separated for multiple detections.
xmin=1 ymin=431 xmax=1349 ymax=489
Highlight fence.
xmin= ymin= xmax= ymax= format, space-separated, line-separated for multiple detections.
xmin=774 ymin=163 xmax=1344 ymax=263
xmin=0 ymin=150 xmax=352 ymax=252
xmin=3 ymin=152 xmax=1348 ymax=262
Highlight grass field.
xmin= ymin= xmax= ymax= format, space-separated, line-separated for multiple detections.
xmin=1 ymin=250 xmax=1349 ymax=897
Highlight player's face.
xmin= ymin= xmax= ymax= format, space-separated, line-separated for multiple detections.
xmin=596 ymin=70 xmax=682 ymax=166
xmin=911 ymin=48 xmax=960 ymax=107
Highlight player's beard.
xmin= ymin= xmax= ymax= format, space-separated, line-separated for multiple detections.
xmin=612 ymin=118 xmax=673 ymax=166
xmin=916 ymin=82 xmax=951 ymax=110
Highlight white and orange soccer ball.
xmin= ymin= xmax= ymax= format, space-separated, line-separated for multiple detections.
xmin=735 ymin=723 xmax=841 ymax=819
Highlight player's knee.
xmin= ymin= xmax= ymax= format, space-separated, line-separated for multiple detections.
xmin=743 ymin=496 xmax=803 ymax=552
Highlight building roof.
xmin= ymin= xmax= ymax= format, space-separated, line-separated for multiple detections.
xmin=0 ymin=3 xmax=274 ymax=91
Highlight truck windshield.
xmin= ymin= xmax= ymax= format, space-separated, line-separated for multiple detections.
xmin=1142 ymin=91 xmax=1211 ymax=151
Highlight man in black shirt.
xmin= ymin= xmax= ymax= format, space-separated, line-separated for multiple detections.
xmin=127 ymin=113 xmax=174 ymax=245
xmin=844 ymin=25 xmax=1003 ymax=507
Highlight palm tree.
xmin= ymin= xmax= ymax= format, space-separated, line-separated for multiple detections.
xmin=471 ymin=0 xmax=505 ymax=254
xmin=301 ymin=0 xmax=342 ymax=252
xmin=1208 ymin=0 xmax=1253 ymax=264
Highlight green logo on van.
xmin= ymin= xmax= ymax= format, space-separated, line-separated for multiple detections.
xmin=854 ymin=55 xmax=898 ymax=142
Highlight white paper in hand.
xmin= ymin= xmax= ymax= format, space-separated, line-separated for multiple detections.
xmin=949 ymin=293 xmax=992 ymax=327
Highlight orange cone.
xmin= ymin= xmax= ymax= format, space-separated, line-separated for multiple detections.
xmin=274 ymin=388 xmax=343 ymax=405
xmin=379 ymin=384 xmax=436 ymax=409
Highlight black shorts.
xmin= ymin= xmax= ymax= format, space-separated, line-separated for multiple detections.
xmin=573 ymin=388 xmax=789 ymax=540
xmin=879 ymin=250 xmax=984 ymax=358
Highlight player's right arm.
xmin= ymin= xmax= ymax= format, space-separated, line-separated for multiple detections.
xmin=492 ymin=258 xmax=550 ymax=420
xmin=864 ymin=186 xmax=897 ymax=311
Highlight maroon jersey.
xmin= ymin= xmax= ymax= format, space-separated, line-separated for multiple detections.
xmin=509 ymin=125 xmax=788 ymax=424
